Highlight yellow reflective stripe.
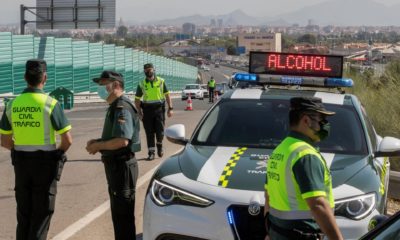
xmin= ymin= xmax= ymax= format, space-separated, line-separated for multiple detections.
xmin=218 ymin=147 xmax=247 ymax=187
xmin=57 ymin=125 xmax=71 ymax=135
xmin=164 ymin=91 xmax=170 ymax=95
xmin=0 ymin=129 xmax=12 ymax=134
xmin=379 ymin=157 xmax=389 ymax=195
xmin=135 ymin=96 xmax=141 ymax=100
xmin=302 ymin=191 xmax=327 ymax=199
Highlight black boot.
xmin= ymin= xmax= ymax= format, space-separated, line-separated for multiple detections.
xmin=147 ymin=151 xmax=155 ymax=160
xmin=156 ymin=143 xmax=164 ymax=157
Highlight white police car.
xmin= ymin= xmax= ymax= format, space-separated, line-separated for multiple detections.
xmin=143 ymin=52 xmax=400 ymax=240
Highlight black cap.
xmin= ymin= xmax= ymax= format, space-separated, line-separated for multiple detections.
xmin=26 ymin=59 xmax=46 ymax=74
xmin=92 ymin=70 xmax=124 ymax=83
xmin=144 ymin=63 xmax=154 ymax=69
xmin=290 ymin=97 xmax=335 ymax=116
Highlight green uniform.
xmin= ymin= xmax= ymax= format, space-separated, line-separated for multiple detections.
xmin=208 ymin=79 xmax=216 ymax=103
xmin=265 ymin=131 xmax=333 ymax=239
xmin=100 ymin=95 xmax=140 ymax=240
xmin=0 ymin=87 xmax=71 ymax=240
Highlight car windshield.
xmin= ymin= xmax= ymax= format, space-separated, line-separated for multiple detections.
xmin=185 ymin=85 xmax=200 ymax=90
xmin=192 ymin=99 xmax=368 ymax=155
xmin=216 ymin=84 xmax=225 ymax=90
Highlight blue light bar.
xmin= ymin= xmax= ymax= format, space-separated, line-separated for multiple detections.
xmin=234 ymin=73 xmax=258 ymax=82
xmin=325 ymin=78 xmax=354 ymax=87
xmin=227 ymin=210 xmax=234 ymax=225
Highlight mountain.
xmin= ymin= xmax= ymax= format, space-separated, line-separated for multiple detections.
xmin=144 ymin=9 xmax=260 ymax=26
xmin=140 ymin=0 xmax=400 ymax=27
xmin=273 ymin=0 xmax=399 ymax=26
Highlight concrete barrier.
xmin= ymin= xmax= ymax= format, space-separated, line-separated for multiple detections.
xmin=389 ymin=170 xmax=400 ymax=200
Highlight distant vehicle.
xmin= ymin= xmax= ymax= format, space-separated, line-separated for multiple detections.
xmin=201 ymin=84 xmax=209 ymax=98
xmin=203 ymin=66 xmax=210 ymax=71
xmin=181 ymin=84 xmax=204 ymax=100
xmin=215 ymin=82 xmax=229 ymax=95
xmin=215 ymin=62 xmax=220 ymax=68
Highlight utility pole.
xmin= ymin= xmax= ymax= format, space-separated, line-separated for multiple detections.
xmin=20 ymin=4 xmax=26 ymax=35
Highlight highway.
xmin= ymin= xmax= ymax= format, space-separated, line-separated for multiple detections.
xmin=0 ymin=65 xmax=399 ymax=239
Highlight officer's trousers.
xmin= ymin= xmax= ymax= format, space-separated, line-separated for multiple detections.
xmin=103 ymin=155 xmax=138 ymax=240
xmin=142 ymin=104 xmax=165 ymax=152
xmin=12 ymin=151 xmax=58 ymax=240
xmin=208 ymin=87 xmax=215 ymax=102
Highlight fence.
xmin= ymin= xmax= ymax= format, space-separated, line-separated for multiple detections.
xmin=0 ymin=32 xmax=197 ymax=95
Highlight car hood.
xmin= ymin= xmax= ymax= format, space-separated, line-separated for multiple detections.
xmin=178 ymin=145 xmax=369 ymax=192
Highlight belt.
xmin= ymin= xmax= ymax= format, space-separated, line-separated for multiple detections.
xmin=269 ymin=222 xmax=324 ymax=240
xmin=101 ymin=152 xmax=135 ymax=162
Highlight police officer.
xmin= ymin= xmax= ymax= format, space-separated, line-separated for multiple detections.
xmin=0 ymin=59 xmax=72 ymax=240
xmin=264 ymin=97 xmax=343 ymax=240
xmin=86 ymin=70 xmax=140 ymax=240
xmin=207 ymin=76 xmax=216 ymax=103
xmin=134 ymin=63 xmax=173 ymax=160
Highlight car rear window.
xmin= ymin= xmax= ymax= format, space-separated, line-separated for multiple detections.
xmin=192 ymin=99 xmax=368 ymax=155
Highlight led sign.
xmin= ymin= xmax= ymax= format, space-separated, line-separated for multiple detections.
xmin=249 ymin=51 xmax=343 ymax=78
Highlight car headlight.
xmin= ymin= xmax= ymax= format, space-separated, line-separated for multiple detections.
xmin=334 ymin=193 xmax=376 ymax=220
xmin=150 ymin=179 xmax=214 ymax=207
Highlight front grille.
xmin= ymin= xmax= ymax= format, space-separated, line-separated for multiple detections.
xmin=227 ymin=205 xmax=266 ymax=240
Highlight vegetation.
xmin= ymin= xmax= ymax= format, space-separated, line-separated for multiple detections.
xmin=345 ymin=61 xmax=400 ymax=170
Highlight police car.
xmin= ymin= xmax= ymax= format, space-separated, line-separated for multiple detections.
xmin=143 ymin=52 xmax=400 ymax=240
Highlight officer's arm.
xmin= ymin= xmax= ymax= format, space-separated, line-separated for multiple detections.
xmin=306 ymin=197 xmax=343 ymax=240
xmin=59 ymin=131 xmax=72 ymax=152
xmin=94 ymin=138 xmax=129 ymax=151
xmin=0 ymin=134 xmax=13 ymax=150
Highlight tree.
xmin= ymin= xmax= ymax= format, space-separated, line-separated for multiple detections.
xmin=116 ymin=25 xmax=128 ymax=39
xmin=297 ymin=34 xmax=317 ymax=45
xmin=227 ymin=45 xmax=236 ymax=55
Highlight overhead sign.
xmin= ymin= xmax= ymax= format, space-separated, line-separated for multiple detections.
xmin=249 ymin=51 xmax=343 ymax=78
xmin=36 ymin=0 xmax=115 ymax=29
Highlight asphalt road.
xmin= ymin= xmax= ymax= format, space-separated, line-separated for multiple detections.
xmin=0 ymin=97 xmax=212 ymax=240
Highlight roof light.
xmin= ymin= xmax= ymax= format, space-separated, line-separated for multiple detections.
xmin=325 ymin=78 xmax=354 ymax=87
xmin=233 ymin=73 xmax=353 ymax=88
xmin=234 ymin=73 xmax=258 ymax=82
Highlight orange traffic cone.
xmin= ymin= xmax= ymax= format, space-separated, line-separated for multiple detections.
xmin=185 ymin=93 xmax=193 ymax=111
xmin=214 ymin=90 xmax=219 ymax=101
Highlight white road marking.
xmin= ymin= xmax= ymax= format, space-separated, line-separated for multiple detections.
xmin=51 ymin=164 xmax=160 ymax=240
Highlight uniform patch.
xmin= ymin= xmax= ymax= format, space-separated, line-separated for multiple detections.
xmin=218 ymin=147 xmax=247 ymax=187
xmin=117 ymin=111 xmax=126 ymax=124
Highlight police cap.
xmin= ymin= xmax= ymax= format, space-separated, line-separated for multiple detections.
xmin=290 ymin=97 xmax=335 ymax=116
xmin=26 ymin=59 xmax=47 ymax=74
xmin=92 ymin=70 xmax=124 ymax=83
xmin=143 ymin=63 xmax=154 ymax=69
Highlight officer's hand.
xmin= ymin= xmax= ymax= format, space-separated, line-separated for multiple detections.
xmin=138 ymin=111 xmax=143 ymax=121
xmin=86 ymin=141 xmax=99 ymax=155
xmin=167 ymin=109 xmax=173 ymax=118
xmin=264 ymin=235 xmax=270 ymax=240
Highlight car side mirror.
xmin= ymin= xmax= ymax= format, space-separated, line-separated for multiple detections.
xmin=374 ymin=136 xmax=400 ymax=157
xmin=165 ymin=124 xmax=188 ymax=145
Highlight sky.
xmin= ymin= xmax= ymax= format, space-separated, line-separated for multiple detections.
xmin=2 ymin=0 xmax=400 ymax=24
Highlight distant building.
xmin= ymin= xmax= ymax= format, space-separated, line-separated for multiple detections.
xmin=217 ymin=19 xmax=223 ymax=28
xmin=237 ymin=33 xmax=282 ymax=55
xmin=210 ymin=19 xmax=216 ymax=27
xmin=182 ymin=23 xmax=196 ymax=36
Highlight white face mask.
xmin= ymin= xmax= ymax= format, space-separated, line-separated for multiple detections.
xmin=97 ymin=84 xmax=111 ymax=100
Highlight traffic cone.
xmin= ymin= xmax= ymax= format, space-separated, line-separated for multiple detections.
xmin=214 ymin=90 xmax=219 ymax=101
xmin=185 ymin=93 xmax=193 ymax=111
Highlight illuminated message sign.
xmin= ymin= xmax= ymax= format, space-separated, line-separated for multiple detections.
xmin=249 ymin=51 xmax=343 ymax=78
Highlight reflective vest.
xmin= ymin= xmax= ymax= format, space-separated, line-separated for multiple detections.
xmin=266 ymin=137 xmax=334 ymax=220
xmin=139 ymin=76 xmax=166 ymax=104
xmin=208 ymin=79 xmax=216 ymax=88
xmin=6 ymin=92 xmax=58 ymax=151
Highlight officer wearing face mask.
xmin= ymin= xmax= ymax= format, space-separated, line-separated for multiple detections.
xmin=264 ymin=97 xmax=343 ymax=240
xmin=134 ymin=63 xmax=173 ymax=160
xmin=86 ymin=70 xmax=141 ymax=240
